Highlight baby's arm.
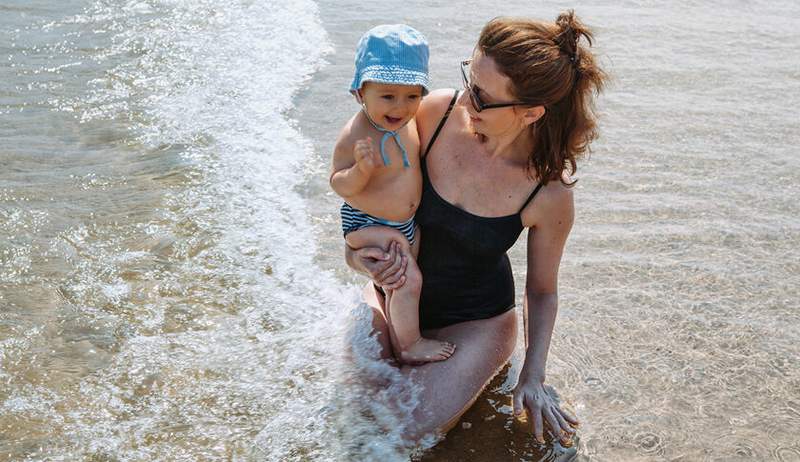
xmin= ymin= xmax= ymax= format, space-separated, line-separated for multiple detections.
xmin=330 ymin=128 xmax=380 ymax=198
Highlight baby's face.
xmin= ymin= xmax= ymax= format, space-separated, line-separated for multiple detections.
xmin=358 ymin=82 xmax=423 ymax=130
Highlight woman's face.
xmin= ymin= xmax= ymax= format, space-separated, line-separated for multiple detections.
xmin=460 ymin=52 xmax=536 ymax=137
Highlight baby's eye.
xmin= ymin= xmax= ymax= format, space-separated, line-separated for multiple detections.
xmin=381 ymin=95 xmax=395 ymax=100
xmin=408 ymin=94 xmax=421 ymax=100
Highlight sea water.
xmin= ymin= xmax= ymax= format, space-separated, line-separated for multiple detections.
xmin=2 ymin=0 xmax=799 ymax=460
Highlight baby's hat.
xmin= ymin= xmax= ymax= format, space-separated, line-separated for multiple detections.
xmin=350 ymin=24 xmax=430 ymax=95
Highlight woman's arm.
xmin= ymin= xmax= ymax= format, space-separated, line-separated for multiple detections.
xmin=513 ymin=182 xmax=580 ymax=443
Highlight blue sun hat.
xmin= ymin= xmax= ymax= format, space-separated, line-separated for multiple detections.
xmin=350 ymin=24 xmax=430 ymax=96
xmin=350 ymin=24 xmax=430 ymax=169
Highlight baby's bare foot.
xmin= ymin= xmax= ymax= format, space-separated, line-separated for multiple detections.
xmin=399 ymin=338 xmax=456 ymax=365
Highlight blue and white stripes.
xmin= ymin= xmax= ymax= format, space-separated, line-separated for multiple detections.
xmin=340 ymin=202 xmax=416 ymax=244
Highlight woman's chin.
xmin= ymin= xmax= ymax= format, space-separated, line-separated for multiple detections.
xmin=468 ymin=121 xmax=484 ymax=136
xmin=470 ymin=127 xmax=488 ymax=142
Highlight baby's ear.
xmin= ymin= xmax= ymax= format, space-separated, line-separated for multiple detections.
xmin=354 ymin=90 xmax=363 ymax=105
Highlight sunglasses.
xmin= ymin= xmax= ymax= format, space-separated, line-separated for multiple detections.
xmin=460 ymin=59 xmax=538 ymax=113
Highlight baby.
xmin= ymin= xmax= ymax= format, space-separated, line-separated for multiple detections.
xmin=330 ymin=24 xmax=455 ymax=365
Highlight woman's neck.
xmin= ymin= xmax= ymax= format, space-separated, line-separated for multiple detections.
xmin=477 ymin=126 xmax=533 ymax=165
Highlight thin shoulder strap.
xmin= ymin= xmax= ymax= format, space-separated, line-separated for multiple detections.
xmin=423 ymin=90 xmax=460 ymax=157
xmin=519 ymin=182 xmax=544 ymax=212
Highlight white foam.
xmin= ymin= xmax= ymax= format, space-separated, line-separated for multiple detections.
xmin=46 ymin=0 xmax=423 ymax=459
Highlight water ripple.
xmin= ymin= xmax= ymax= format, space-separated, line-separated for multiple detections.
xmin=774 ymin=446 xmax=800 ymax=462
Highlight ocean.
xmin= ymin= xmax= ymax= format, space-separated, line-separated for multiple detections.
xmin=1 ymin=0 xmax=799 ymax=460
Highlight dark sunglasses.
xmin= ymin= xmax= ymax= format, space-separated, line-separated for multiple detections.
xmin=460 ymin=59 xmax=538 ymax=113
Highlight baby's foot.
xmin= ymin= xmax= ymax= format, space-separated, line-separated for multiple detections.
xmin=399 ymin=338 xmax=456 ymax=365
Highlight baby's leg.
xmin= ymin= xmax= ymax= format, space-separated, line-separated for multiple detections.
xmin=388 ymin=255 xmax=455 ymax=365
xmin=345 ymin=226 xmax=411 ymax=357
xmin=346 ymin=225 xmax=455 ymax=365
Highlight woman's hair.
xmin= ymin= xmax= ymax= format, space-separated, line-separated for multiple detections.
xmin=478 ymin=10 xmax=607 ymax=184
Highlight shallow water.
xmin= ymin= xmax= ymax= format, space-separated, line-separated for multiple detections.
xmin=2 ymin=0 xmax=800 ymax=460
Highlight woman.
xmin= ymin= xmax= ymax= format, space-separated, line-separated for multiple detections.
xmin=345 ymin=10 xmax=606 ymax=444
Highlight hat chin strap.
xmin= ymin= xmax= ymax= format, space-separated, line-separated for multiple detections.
xmin=357 ymin=92 xmax=411 ymax=168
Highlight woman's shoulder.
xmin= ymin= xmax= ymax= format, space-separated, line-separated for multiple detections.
xmin=540 ymin=179 xmax=575 ymax=209
xmin=521 ymin=173 xmax=575 ymax=228
xmin=421 ymin=88 xmax=459 ymax=108
xmin=417 ymin=89 xmax=458 ymax=125
xmin=417 ymin=88 xmax=460 ymax=152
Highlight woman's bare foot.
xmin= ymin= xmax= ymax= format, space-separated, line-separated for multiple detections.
xmin=399 ymin=338 xmax=456 ymax=365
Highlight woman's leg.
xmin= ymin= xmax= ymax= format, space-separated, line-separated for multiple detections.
xmin=362 ymin=284 xmax=393 ymax=361
xmin=362 ymin=283 xmax=518 ymax=441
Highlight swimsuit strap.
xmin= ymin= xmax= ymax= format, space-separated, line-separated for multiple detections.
xmin=363 ymin=111 xmax=411 ymax=168
xmin=519 ymin=182 xmax=543 ymax=213
xmin=421 ymin=90 xmax=542 ymax=214
xmin=423 ymin=90 xmax=460 ymax=157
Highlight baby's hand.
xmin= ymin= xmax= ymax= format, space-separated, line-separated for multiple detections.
xmin=354 ymin=137 xmax=379 ymax=175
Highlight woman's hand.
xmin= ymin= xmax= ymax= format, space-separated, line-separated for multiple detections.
xmin=347 ymin=240 xmax=408 ymax=290
xmin=512 ymin=375 xmax=579 ymax=444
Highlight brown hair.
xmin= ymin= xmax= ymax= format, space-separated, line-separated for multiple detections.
xmin=478 ymin=10 xmax=607 ymax=184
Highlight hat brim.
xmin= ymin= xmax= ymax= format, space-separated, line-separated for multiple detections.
xmin=350 ymin=65 xmax=430 ymax=95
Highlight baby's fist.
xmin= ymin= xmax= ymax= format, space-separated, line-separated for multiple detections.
xmin=354 ymin=137 xmax=377 ymax=174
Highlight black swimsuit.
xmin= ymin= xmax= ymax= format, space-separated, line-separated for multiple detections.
xmin=416 ymin=91 xmax=543 ymax=329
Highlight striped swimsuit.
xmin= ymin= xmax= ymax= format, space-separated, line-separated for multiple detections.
xmin=340 ymin=202 xmax=416 ymax=245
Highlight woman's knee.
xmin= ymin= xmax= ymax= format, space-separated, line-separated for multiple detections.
xmin=402 ymin=312 xmax=518 ymax=439
xmin=440 ymin=310 xmax=517 ymax=369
